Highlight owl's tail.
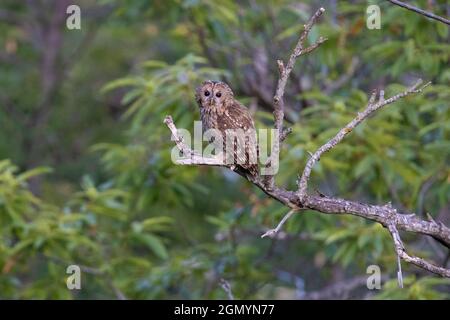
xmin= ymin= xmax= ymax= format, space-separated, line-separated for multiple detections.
xmin=245 ymin=143 xmax=259 ymax=177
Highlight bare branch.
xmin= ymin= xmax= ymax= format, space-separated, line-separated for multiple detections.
xmin=164 ymin=114 xmax=450 ymax=278
xmin=388 ymin=0 xmax=450 ymax=26
xmin=385 ymin=206 xmax=404 ymax=287
xmin=261 ymin=209 xmax=296 ymax=238
xmin=280 ymin=127 xmax=293 ymax=142
xmin=266 ymin=7 xmax=327 ymax=188
xmin=215 ymin=228 xmax=315 ymax=242
xmin=297 ymin=80 xmax=431 ymax=202
xmin=386 ymin=206 xmax=450 ymax=278
xmin=164 ymin=116 xmax=193 ymax=157
xmin=109 ymin=279 xmax=127 ymax=300
xmin=219 ymin=278 xmax=235 ymax=300
xmin=163 ymin=11 xmax=450 ymax=278
xmin=164 ymin=115 xmax=224 ymax=166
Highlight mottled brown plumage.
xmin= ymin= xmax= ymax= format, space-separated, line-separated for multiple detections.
xmin=196 ymin=80 xmax=259 ymax=176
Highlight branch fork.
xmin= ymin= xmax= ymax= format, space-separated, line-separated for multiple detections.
xmin=163 ymin=8 xmax=450 ymax=279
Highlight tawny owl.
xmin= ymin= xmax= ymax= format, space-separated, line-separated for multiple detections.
xmin=195 ymin=80 xmax=259 ymax=177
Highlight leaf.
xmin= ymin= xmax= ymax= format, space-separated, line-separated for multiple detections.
xmin=9 ymin=239 xmax=34 ymax=256
xmin=341 ymin=243 xmax=357 ymax=267
xmin=215 ymin=5 xmax=238 ymax=24
xmin=101 ymin=77 xmax=142 ymax=93
xmin=436 ymin=22 xmax=449 ymax=38
xmin=0 ymin=160 xmax=15 ymax=173
xmin=324 ymin=229 xmax=353 ymax=244
xmin=354 ymin=156 xmax=374 ymax=178
xmin=140 ymin=216 xmax=174 ymax=231
xmin=86 ymin=204 xmax=127 ymax=221
xmin=205 ymin=215 xmax=229 ymax=229
xmin=141 ymin=60 xmax=168 ymax=69
xmin=357 ymin=234 xmax=371 ymax=249
xmin=275 ymin=24 xmax=303 ymax=41
xmin=17 ymin=167 xmax=53 ymax=182
xmin=133 ymin=233 xmax=168 ymax=260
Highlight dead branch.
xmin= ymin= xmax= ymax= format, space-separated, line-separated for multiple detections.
xmin=266 ymin=7 xmax=327 ymax=189
xmin=164 ymin=115 xmax=224 ymax=166
xmin=219 ymin=278 xmax=235 ymax=300
xmin=297 ymin=80 xmax=431 ymax=202
xmin=261 ymin=209 xmax=296 ymax=238
xmin=388 ymin=0 xmax=450 ymax=26
xmin=163 ymin=9 xmax=450 ymax=279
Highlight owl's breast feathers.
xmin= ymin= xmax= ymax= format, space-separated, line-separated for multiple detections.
xmin=199 ymin=104 xmax=219 ymax=131
xmin=201 ymin=101 xmax=259 ymax=176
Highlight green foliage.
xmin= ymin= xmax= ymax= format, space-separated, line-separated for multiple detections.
xmin=0 ymin=160 xmax=173 ymax=298
xmin=315 ymin=219 xmax=391 ymax=267
xmin=375 ymin=276 xmax=450 ymax=300
xmin=0 ymin=0 xmax=449 ymax=299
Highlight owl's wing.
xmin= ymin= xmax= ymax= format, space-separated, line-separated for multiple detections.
xmin=219 ymin=102 xmax=259 ymax=175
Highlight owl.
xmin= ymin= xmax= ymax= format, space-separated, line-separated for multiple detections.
xmin=195 ymin=80 xmax=259 ymax=177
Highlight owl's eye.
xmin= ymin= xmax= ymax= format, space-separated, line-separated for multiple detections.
xmin=215 ymin=92 xmax=222 ymax=98
xmin=204 ymin=91 xmax=210 ymax=97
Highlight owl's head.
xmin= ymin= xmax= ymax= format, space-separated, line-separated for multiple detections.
xmin=195 ymin=80 xmax=234 ymax=109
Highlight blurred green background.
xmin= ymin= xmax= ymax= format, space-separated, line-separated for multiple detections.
xmin=0 ymin=0 xmax=449 ymax=299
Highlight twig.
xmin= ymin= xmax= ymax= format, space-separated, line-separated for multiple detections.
xmin=108 ymin=278 xmax=127 ymax=300
xmin=280 ymin=127 xmax=293 ymax=142
xmin=297 ymin=80 xmax=431 ymax=202
xmin=164 ymin=116 xmax=224 ymax=166
xmin=385 ymin=205 xmax=404 ymax=288
xmin=220 ymin=278 xmax=234 ymax=300
xmin=261 ymin=209 xmax=296 ymax=238
xmin=396 ymin=254 xmax=403 ymax=288
xmin=388 ymin=0 xmax=450 ymax=26
xmin=215 ymin=228 xmax=315 ymax=242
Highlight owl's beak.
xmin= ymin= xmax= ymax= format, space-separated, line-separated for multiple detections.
xmin=208 ymin=97 xmax=214 ymax=106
